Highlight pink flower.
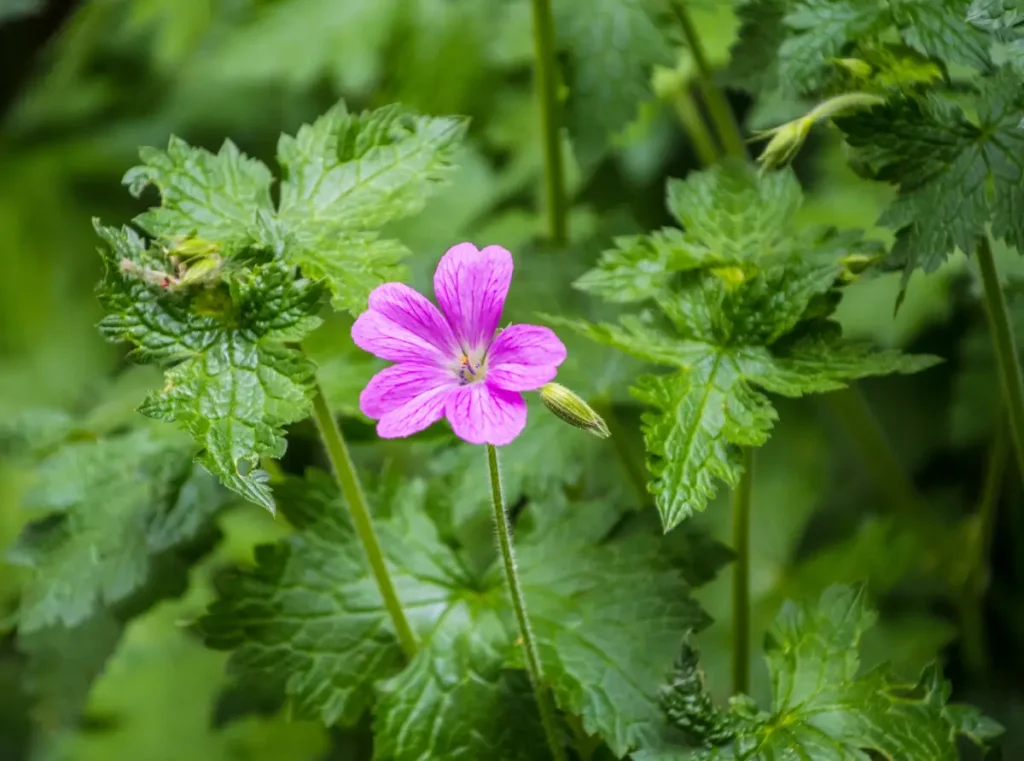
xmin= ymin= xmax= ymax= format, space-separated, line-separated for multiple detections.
xmin=352 ymin=243 xmax=567 ymax=445
xmin=352 ymin=243 xmax=565 ymax=446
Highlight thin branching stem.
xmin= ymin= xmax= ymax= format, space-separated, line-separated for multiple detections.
xmin=670 ymin=0 xmax=746 ymax=160
xmin=732 ymin=447 xmax=754 ymax=696
xmin=530 ymin=0 xmax=568 ymax=245
xmin=487 ymin=444 xmax=566 ymax=761
xmin=976 ymin=235 xmax=1024 ymax=486
xmin=310 ymin=383 xmax=418 ymax=659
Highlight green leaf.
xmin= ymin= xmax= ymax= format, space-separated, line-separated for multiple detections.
xmin=779 ymin=0 xmax=888 ymax=95
xmin=837 ymin=70 xmax=1024 ymax=274
xmin=969 ymin=0 xmax=1024 ymax=71
xmin=202 ymin=472 xmax=724 ymax=756
xmin=890 ymin=0 xmax=992 ymax=70
xmin=120 ymin=102 xmax=466 ymax=314
xmin=8 ymin=426 xmax=222 ymax=632
xmin=124 ymin=138 xmax=275 ymax=254
xmin=555 ymin=0 xmax=673 ymax=167
xmin=640 ymin=586 xmax=1004 ymax=760
xmin=95 ymin=222 xmax=324 ymax=511
xmin=565 ymin=164 xmax=934 ymax=530
xmin=726 ymin=0 xmax=787 ymax=95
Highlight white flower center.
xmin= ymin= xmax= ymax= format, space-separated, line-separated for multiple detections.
xmin=454 ymin=349 xmax=487 ymax=385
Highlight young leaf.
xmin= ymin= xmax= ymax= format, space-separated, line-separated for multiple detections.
xmin=8 ymin=426 xmax=222 ymax=632
xmin=555 ymin=0 xmax=673 ymax=167
xmin=837 ymin=70 xmax=1024 ymax=275
xmin=121 ymin=102 xmax=466 ymax=314
xmin=95 ymin=222 xmax=324 ymax=511
xmin=562 ymin=164 xmax=937 ymax=530
xmin=638 ymin=586 xmax=1004 ymax=760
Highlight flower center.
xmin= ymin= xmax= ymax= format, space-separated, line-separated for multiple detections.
xmin=455 ymin=351 xmax=487 ymax=385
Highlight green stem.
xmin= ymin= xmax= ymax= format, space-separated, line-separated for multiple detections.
xmin=824 ymin=387 xmax=920 ymax=517
xmin=487 ymin=444 xmax=567 ymax=761
xmin=976 ymin=235 xmax=1024 ymax=487
xmin=731 ymin=447 xmax=754 ymax=696
xmin=959 ymin=423 xmax=1008 ymax=676
xmin=670 ymin=0 xmax=746 ymax=159
xmin=670 ymin=86 xmax=719 ymax=166
xmin=530 ymin=0 xmax=568 ymax=246
xmin=310 ymin=385 xmax=418 ymax=659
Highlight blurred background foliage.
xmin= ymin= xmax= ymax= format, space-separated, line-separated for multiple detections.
xmin=1 ymin=0 xmax=1022 ymax=759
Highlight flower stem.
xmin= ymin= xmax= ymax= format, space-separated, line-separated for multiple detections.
xmin=731 ymin=447 xmax=753 ymax=696
xmin=530 ymin=0 xmax=568 ymax=245
xmin=310 ymin=384 xmax=418 ymax=660
xmin=670 ymin=85 xmax=719 ymax=166
xmin=670 ymin=0 xmax=746 ymax=160
xmin=976 ymin=235 xmax=1024 ymax=487
xmin=486 ymin=444 xmax=566 ymax=761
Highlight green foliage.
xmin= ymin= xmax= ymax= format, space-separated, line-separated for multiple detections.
xmin=639 ymin=586 xmax=1003 ymax=760
xmin=202 ymin=471 xmax=724 ymax=756
xmin=562 ymin=162 xmax=937 ymax=530
xmin=837 ymin=70 xmax=1024 ymax=274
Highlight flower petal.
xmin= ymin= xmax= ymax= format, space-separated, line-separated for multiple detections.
xmin=360 ymin=363 xmax=458 ymax=419
xmin=445 ymin=384 xmax=527 ymax=446
xmin=376 ymin=385 xmax=452 ymax=439
xmin=433 ymin=242 xmax=513 ymax=350
xmin=368 ymin=282 xmax=458 ymax=355
xmin=486 ymin=364 xmax=558 ymax=392
xmin=488 ymin=324 xmax=567 ymax=367
xmin=352 ymin=309 xmax=450 ymax=364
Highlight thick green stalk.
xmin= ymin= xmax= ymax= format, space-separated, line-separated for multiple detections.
xmin=310 ymin=385 xmax=418 ymax=659
xmin=487 ymin=444 xmax=566 ymax=761
xmin=670 ymin=0 xmax=746 ymax=159
xmin=823 ymin=387 xmax=920 ymax=518
xmin=731 ymin=448 xmax=754 ymax=696
xmin=976 ymin=235 xmax=1024 ymax=486
xmin=530 ymin=0 xmax=568 ymax=245
xmin=959 ymin=424 xmax=1008 ymax=676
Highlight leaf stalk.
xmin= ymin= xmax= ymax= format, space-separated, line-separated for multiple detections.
xmin=731 ymin=447 xmax=754 ymax=696
xmin=310 ymin=384 xmax=418 ymax=659
xmin=976 ymin=235 xmax=1024 ymax=487
xmin=530 ymin=0 xmax=568 ymax=246
xmin=486 ymin=443 xmax=567 ymax=761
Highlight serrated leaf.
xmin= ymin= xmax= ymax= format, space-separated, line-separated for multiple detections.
xmin=640 ymin=586 xmax=1003 ymax=761
xmin=8 ymin=426 xmax=223 ymax=632
xmin=726 ymin=0 xmax=787 ymax=95
xmin=565 ymin=164 xmax=934 ymax=530
xmin=555 ymin=0 xmax=673 ymax=167
xmin=837 ymin=70 xmax=1024 ymax=274
xmin=95 ymin=222 xmax=323 ymax=511
xmin=891 ymin=0 xmax=992 ymax=70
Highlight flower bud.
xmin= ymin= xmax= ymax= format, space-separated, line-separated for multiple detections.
xmin=539 ymin=383 xmax=611 ymax=439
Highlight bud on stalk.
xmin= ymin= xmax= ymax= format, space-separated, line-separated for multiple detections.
xmin=539 ymin=383 xmax=611 ymax=439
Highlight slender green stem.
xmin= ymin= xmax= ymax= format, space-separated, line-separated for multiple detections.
xmin=959 ymin=423 xmax=1008 ymax=676
xmin=823 ymin=387 xmax=920 ymax=517
xmin=976 ymin=235 xmax=1024 ymax=487
xmin=487 ymin=444 xmax=566 ymax=761
xmin=310 ymin=384 xmax=418 ymax=659
xmin=670 ymin=85 xmax=719 ymax=166
xmin=530 ymin=0 xmax=568 ymax=246
xmin=670 ymin=0 xmax=746 ymax=159
xmin=731 ymin=447 xmax=754 ymax=696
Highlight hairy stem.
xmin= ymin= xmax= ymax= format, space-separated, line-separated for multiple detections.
xmin=670 ymin=85 xmax=719 ymax=166
xmin=310 ymin=384 xmax=418 ymax=659
xmin=670 ymin=0 xmax=746 ymax=159
xmin=487 ymin=444 xmax=566 ymax=761
xmin=530 ymin=0 xmax=568 ymax=245
xmin=976 ymin=235 xmax=1024 ymax=487
xmin=732 ymin=447 xmax=754 ymax=696
xmin=824 ymin=387 xmax=920 ymax=517
xmin=960 ymin=423 xmax=1008 ymax=676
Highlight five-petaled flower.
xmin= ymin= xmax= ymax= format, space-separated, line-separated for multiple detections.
xmin=352 ymin=243 xmax=567 ymax=445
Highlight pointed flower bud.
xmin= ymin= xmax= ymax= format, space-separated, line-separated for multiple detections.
xmin=539 ymin=383 xmax=611 ymax=439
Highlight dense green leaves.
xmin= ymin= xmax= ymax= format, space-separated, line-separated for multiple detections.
xmin=638 ymin=586 xmax=1003 ymax=760
xmin=838 ymin=70 xmax=1024 ymax=274
xmin=95 ymin=223 xmax=323 ymax=511
xmin=201 ymin=471 xmax=724 ymax=757
xmin=122 ymin=102 xmax=466 ymax=313
xmin=564 ymin=163 xmax=936 ymax=530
